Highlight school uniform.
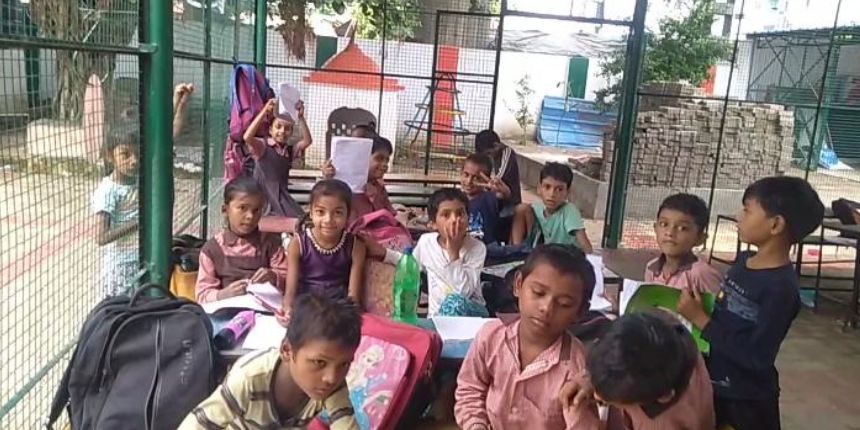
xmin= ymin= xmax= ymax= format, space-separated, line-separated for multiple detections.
xmin=350 ymin=179 xmax=394 ymax=222
xmin=455 ymin=319 xmax=600 ymax=430
xmin=178 ymin=348 xmax=358 ymax=430
xmin=615 ymin=354 xmax=715 ymax=430
xmin=196 ymin=230 xmax=288 ymax=303
xmin=249 ymin=137 xmax=303 ymax=218
xmin=296 ymin=228 xmax=354 ymax=299
xmin=644 ymin=253 xmax=723 ymax=293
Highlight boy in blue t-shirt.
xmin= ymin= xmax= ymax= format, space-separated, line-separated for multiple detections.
xmin=459 ymin=153 xmax=510 ymax=245
xmin=510 ymin=162 xmax=593 ymax=253
xmin=678 ymin=176 xmax=824 ymax=430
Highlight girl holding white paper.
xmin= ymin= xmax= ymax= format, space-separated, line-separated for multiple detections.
xmin=242 ymin=98 xmax=311 ymax=218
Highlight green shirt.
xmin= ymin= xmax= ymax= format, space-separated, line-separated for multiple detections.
xmin=179 ymin=349 xmax=357 ymax=430
xmin=529 ymin=201 xmax=585 ymax=248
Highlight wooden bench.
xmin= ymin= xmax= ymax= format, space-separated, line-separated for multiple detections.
xmin=288 ymin=170 xmax=459 ymax=208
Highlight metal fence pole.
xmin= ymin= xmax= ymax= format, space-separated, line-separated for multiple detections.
xmin=603 ymin=0 xmax=647 ymax=249
xmin=255 ymin=0 xmax=267 ymax=71
xmin=377 ymin=0 xmax=388 ymax=121
xmin=488 ymin=0 xmax=505 ymax=130
xmin=804 ymin=0 xmax=842 ymax=177
xmin=201 ymin=0 xmax=214 ymax=237
xmin=425 ymin=13 xmax=443 ymax=175
xmin=141 ymin=0 xmax=175 ymax=285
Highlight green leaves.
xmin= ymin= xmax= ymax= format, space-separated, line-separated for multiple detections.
xmin=596 ymin=0 xmax=730 ymax=110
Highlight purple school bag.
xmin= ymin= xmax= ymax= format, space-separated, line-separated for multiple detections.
xmin=224 ymin=64 xmax=274 ymax=181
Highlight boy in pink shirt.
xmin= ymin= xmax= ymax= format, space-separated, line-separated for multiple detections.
xmin=646 ymin=193 xmax=722 ymax=293
xmin=561 ymin=311 xmax=715 ymax=430
xmin=455 ymin=245 xmax=600 ymax=430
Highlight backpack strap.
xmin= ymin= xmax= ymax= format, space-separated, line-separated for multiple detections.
xmin=44 ymin=354 xmax=74 ymax=429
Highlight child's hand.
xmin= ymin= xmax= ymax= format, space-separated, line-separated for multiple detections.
xmin=296 ymin=100 xmax=305 ymax=120
xmin=678 ymin=287 xmax=709 ymax=329
xmin=322 ymin=159 xmax=336 ymax=179
xmin=173 ymin=83 xmax=194 ymax=106
xmin=559 ymin=372 xmax=595 ymax=410
xmin=442 ymin=219 xmax=465 ymax=259
xmin=263 ymin=98 xmax=277 ymax=115
xmin=217 ymin=280 xmax=248 ymax=300
xmin=249 ymin=268 xmax=277 ymax=285
xmin=275 ymin=308 xmax=291 ymax=327
xmin=357 ymin=231 xmax=387 ymax=260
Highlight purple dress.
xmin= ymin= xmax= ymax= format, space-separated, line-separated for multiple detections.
xmin=297 ymin=228 xmax=354 ymax=298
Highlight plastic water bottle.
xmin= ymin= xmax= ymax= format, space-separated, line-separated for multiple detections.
xmin=393 ymin=247 xmax=420 ymax=325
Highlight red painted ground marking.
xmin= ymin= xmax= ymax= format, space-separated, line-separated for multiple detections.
xmin=1 ymin=222 xmax=96 ymax=287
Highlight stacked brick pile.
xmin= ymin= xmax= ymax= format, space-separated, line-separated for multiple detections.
xmin=602 ymin=82 xmax=794 ymax=189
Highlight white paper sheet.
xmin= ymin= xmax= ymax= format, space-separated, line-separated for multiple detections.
xmin=587 ymin=254 xmax=613 ymax=312
xmin=331 ymin=136 xmax=373 ymax=192
xmin=247 ymin=283 xmax=283 ymax=311
xmin=431 ymin=316 xmax=495 ymax=341
xmin=619 ymin=279 xmax=644 ymax=315
xmin=242 ymin=314 xmax=286 ymax=350
xmin=202 ymin=295 xmax=271 ymax=315
xmin=278 ymin=83 xmax=301 ymax=121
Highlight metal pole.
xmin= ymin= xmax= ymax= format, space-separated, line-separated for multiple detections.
xmin=706 ymin=0 xmax=746 ymax=227
xmin=488 ymin=0 xmax=506 ymax=130
xmin=141 ymin=0 xmax=174 ymax=286
xmin=377 ymin=0 xmax=387 ymax=122
xmin=201 ymin=0 xmax=213 ymax=237
xmin=603 ymin=0 xmax=647 ymax=249
xmin=254 ymin=0 xmax=267 ymax=71
xmin=804 ymin=0 xmax=842 ymax=177
xmin=425 ymin=13 xmax=443 ymax=175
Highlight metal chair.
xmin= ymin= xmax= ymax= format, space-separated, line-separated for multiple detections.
xmin=325 ymin=107 xmax=377 ymax=160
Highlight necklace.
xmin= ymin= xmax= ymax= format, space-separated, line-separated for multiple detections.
xmin=306 ymin=228 xmax=347 ymax=255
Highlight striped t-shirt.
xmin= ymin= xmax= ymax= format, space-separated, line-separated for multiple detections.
xmin=178 ymin=349 xmax=357 ymax=430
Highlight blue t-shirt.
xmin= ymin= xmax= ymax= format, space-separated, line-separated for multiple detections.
xmin=468 ymin=191 xmax=500 ymax=245
xmin=702 ymin=251 xmax=800 ymax=400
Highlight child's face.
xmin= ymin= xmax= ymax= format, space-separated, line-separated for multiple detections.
xmin=737 ymin=197 xmax=783 ymax=246
xmin=368 ymin=150 xmax=390 ymax=181
xmin=310 ymin=195 xmax=349 ymax=241
xmin=282 ymin=340 xmax=356 ymax=401
xmin=460 ymin=161 xmax=487 ymax=197
xmin=270 ymin=118 xmax=294 ymax=144
xmin=514 ymin=263 xmax=585 ymax=343
xmin=222 ymin=192 xmax=264 ymax=236
xmin=433 ymin=199 xmax=468 ymax=240
xmin=654 ymin=209 xmax=705 ymax=258
xmin=539 ymin=177 xmax=569 ymax=211
xmin=110 ymin=144 xmax=139 ymax=179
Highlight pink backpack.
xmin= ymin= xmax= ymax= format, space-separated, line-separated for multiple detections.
xmin=311 ymin=314 xmax=442 ymax=430
xmin=349 ymin=210 xmax=413 ymax=316
xmin=224 ymin=64 xmax=273 ymax=181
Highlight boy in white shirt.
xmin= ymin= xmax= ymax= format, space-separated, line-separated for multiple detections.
xmin=366 ymin=188 xmax=487 ymax=317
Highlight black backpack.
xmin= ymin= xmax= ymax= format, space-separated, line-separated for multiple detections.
xmin=46 ymin=284 xmax=216 ymax=430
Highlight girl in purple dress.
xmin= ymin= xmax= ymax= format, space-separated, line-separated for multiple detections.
xmin=282 ymin=179 xmax=367 ymax=319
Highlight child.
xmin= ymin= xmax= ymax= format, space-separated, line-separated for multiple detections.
xmin=646 ymin=193 xmax=723 ymax=292
xmin=454 ymin=244 xmax=600 ymax=429
xmin=366 ymin=188 xmax=486 ymax=316
xmin=243 ymin=98 xmax=312 ymax=218
xmin=196 ymin=177 xmax=288 ymax=303
xmin=510 ymin=162 xmax=593 ymax=253
xmin=351 ymin=123 xmax=377 ymax=138
xmin=560 ymin=311 xmax=715 ymax=430
xmin=92 ymin=84 xmax=193 ymax=298
xmin=678 ymin=176 xmax=824 ymax=430
xmin=460 ymin=153 xmax=511 ymax=245
xmin=323 ymin=136 xmax=395 ymax=221
xmin=475 ymin=129 xmax=521 ymax=207
xmin=283 ymin=179 xmax=367 ymax=316
xmin=92 ymin=125 xmax=141 ymax=297
xmin=178 ymin=293 xmax=361 ymax=430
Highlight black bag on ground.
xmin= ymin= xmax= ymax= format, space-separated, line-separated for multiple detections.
xmin=45 ymin=284 xmax=215 ymax=430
